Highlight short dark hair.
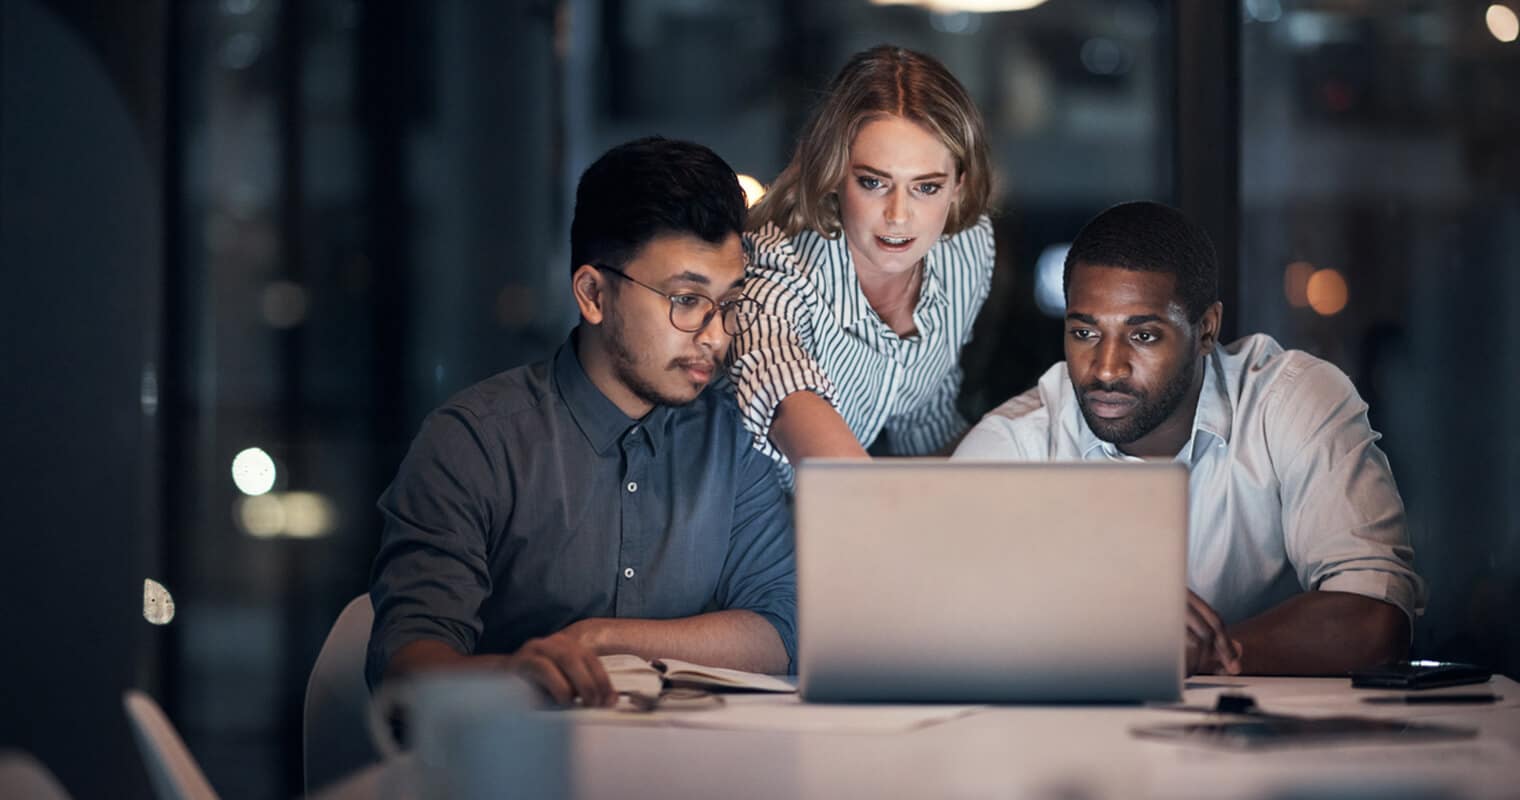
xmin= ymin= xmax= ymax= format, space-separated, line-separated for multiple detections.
xmin=1063 ymin=201 xmax=1219 ymax=322
xmin=570 ymin=136 xmax=746 ymax=275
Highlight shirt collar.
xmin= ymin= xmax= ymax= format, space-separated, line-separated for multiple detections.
xmin=553 ymin=331 xmax=671 ymax=457
xmin=824 ymin=232 xmax=946 ymax=334
xmin=1074 ymin=350 xmax=1233 ymax=464
xmin=1190 ymin=348 xmax=1233 ymax=455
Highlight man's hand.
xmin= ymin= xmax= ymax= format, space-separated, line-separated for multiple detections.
xmin=1186 ymin=590 xmax=1243 ymax=675
xmin=502 ymin=631 xmax=615 ymax=707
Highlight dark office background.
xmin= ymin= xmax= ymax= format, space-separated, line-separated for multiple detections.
xmin=2 ymin=1 xmax=1517 ymax=798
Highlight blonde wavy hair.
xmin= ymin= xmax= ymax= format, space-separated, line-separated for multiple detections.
xmin=749 ymin=45 xmax=992 ymax=239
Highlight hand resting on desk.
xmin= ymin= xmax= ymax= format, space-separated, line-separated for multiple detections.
xmin=384 ymin=630 xmax=617 ymax=708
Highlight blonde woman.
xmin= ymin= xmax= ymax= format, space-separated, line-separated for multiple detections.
xmin=731 ymin=45 xmax=995 ymax=484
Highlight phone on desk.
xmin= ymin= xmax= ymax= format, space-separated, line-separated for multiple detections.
xmin=1350 ymin=660 xmax=1491 ymax=690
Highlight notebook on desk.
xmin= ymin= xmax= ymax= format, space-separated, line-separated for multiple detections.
xmin=794 ymin=460 xmax=1187 ymax=703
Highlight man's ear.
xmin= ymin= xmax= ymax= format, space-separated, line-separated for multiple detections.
xmin=1197 ymin=301 xmax=1224 ymax=355
xmin=572 ymin=264 xmax=609 ymax=325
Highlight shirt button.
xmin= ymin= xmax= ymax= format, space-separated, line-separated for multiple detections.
xmin=623 ymin=567 xmax=635 ymax=579
xmin=626 ymin=481 xmax=638 ymax=493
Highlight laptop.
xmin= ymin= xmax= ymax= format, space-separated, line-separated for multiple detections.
xmin=794 ymin=459 xmax=1187 ymax=703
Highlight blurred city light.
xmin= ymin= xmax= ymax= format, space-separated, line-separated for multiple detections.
xmin=1034 ymin=243 xmax=1072 ymax=318
xmin=237 ymin=493 xmax=286 ymax=537
xmin=1245 ymin=0 xmax=1283 ymax=24
xmin=231 ymin=447 xmax=277 ymax=496
xmin=143 ymin=578 xmax=176 ymax=625
xmin=1488 ymin=4 xmax=1519 ymax=42
xmin=1080 ymin=37 xmax=1127 ymax=76
xmin=281 ymin=492 xmax=338 ymax=538
xmin=220 ymin=32 xmax=262 ymax=70
xmin=140 ymin=364 xmax=159 ymax=417
xmin=234 ymin=491 xmax=338 ymax=539
xmin=736 ymin=174 xmax=767 ymax=208
xmin=1306 ymin=268 xmax=1349 ymax=316
xmin=1283 ymin=260 xmax=1314 ymax=308
xmin=261 ymin=280 xmax=309 ymax=328
xmin=930 ymin=11 xmax=982 ymax=34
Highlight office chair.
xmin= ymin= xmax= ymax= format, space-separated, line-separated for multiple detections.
xmin=0 ymin=750 xmax=73 ymax=800
xmin=303 ymin=593 xmax=381 ymax=794
xmin=121 ymin=691 xmax=220 ymax=800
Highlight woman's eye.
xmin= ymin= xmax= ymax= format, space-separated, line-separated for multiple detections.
xmin=916 ymin=183 xmax=942 ymax=196
xmin=856 ymin=176 xmax=882 ymax=191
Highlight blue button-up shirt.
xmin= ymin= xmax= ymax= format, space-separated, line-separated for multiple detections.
xmin=367 ymin=333 xmax=796 ymax=687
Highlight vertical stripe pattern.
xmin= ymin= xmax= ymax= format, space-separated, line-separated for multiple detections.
xmin=729 ymin=215 xmax=996 ymax=486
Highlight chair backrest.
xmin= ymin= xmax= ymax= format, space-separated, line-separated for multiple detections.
xmin=0 ymin=750 xmax=73 ymax=800
xmin=121 ymin=691 xmax=220 ymax=800
xmin=303 ymin=593 xmax=380 ymax=794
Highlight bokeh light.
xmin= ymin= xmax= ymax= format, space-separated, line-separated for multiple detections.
xmin=231 ymin=447 xmax=277 ymax=496
xmin=1033 ymin=243 xmax=1072 ymax=318
xmin=281 ymin=491 xmax=338 ymax=538
xmin=237 ymin=493 xmax=286 ymax=537
xmin=1488 ymin=5 xmax=1520 ymax=43
xmin=235 ymin=491 xmax=338 ymax=539
xmin=261 ymin=280 xmax=309 ymax=328
xmin=1306 ymin=269 xmax=1349 ymax=316
xmin=1283 ymin=260 xmax=1314 ymax=308
xmin=143 ymin=578 xmax=176 ymax=625
xmin=736 ymin=174 xmax=767 ymax=208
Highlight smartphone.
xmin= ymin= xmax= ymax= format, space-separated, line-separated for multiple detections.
xmin=1350 ymin=659 xmax=1491 ymax=690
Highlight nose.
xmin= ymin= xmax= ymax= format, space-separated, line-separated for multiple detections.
xmin=695 ymin=307 xmax=728 ymax=354
xmin=1092 ymin=337 xmax=1131 ymax=385
xmin=885 ymin=186 xmax=909 ymax=226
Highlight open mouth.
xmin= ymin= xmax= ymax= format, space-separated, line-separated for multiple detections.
xmin=876 ymin=235 xmax=915 ymax=250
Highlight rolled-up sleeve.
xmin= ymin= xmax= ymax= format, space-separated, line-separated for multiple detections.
xmin=712 ymin=443 xmax=797 ymax=672
xmin=1271 ymin=362 xmax=1425 ymax=623
xmin=366 ymin=407 xmax=506 ymax=688
xmin=729 ymin=230 xmax=837 ymax=446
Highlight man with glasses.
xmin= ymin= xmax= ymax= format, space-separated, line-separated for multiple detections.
xmin=367 ymin=138 xmax=794 ymax=706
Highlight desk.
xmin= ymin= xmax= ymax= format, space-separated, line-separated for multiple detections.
xmin=317 ymin=676 xmax=1520 ymax=800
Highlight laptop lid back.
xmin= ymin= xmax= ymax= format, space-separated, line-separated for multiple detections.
xmin=795 ymin=460 xmax=1186 ymax=703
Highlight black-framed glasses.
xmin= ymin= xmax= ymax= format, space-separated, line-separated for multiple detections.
xmin=594 ymin=264 xmax=759 ymax=336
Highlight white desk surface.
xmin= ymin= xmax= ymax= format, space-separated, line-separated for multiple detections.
xmin=319 ymin=675 xmax=1520 ymax=800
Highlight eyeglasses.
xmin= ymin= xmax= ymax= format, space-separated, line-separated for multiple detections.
xmin=594 ymin=264 xmax=759 ymax=336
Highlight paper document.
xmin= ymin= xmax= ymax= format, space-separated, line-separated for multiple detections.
xmin=599 ymin=654 xmax=796 ymax=696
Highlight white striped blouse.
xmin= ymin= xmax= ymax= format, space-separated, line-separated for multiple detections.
xmin=729 ymin=215 xmax=996 ymax=484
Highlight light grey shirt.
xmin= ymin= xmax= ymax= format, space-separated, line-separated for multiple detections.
xmin=953 ymin=333 xmax=1424 ymax=626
